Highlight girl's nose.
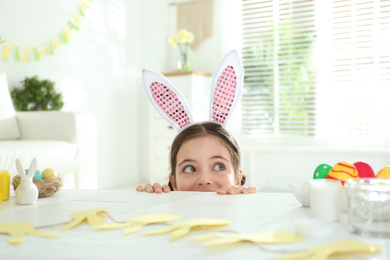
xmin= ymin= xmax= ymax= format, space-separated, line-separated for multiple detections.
xmin=197 ymin=171 xmax=212 ymax=186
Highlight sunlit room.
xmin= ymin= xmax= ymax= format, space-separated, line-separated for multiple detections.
xmin=1 ymin=0 xmax=390 ymax=258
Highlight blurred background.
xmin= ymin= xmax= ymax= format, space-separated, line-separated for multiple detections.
xmin=1 ymin=0 xmax=389 ymax=191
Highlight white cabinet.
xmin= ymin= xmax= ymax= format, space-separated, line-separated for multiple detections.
xmin=145 ymin=72 xmax=212 ymax=183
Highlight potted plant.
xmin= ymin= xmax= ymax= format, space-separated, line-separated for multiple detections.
xmin=11 ymin=76 xmax=64 ymax=111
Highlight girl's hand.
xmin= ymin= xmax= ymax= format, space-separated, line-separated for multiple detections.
xmin=136 ymin=183 xmax=171 ymax=193
xmin=216 ymin=185 xmax=258 ymax=195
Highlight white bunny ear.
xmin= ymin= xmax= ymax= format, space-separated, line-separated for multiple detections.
xmin=209 ymin=50 xmax=244 ymax=127
xmin=143 ymin=69 xmax=193 ymax=131
xmin=15 ymin=159 xmax=24 ymax=177
xmin=26 ymin=158 xmax=37 ymax=178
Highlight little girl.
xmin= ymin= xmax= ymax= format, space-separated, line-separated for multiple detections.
xmin=136 ymin=122 xmax=258 ymax=194
xmin=137 ymin=50 xmax=258 ymax=195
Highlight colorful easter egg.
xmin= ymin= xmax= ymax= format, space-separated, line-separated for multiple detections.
xmin=354 ymin=161 xmax=375 ymax=178
xmin=326 ymin=161 xmax=358 ymax=186
xmin=376 ymin=166 xmax=390 ymax=179
xmin=25 ymin=169 xmax=43 ymax=180
xmin=42 ymin=168 xmax=57 ymax=179
xmin=313 ymin=164 xmax=332 ymax=179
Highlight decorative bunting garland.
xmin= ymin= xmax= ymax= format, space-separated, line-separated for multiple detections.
xmin=0 ymin=0 xmax=93 ymax=62
xmin=0 ymin=207 xmax=383 ymax=259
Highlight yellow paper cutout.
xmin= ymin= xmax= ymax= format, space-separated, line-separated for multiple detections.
xmin=190 ymin=231 xmax=304 ymax=248
xmin=54 ymin=38 xmax=60 ymax=50
xmin=39 ymin=46 xmax=46 ymax=58
xmin=0 ymin=222 xmax=58 ymax=245
xmin=81 ymin=0 xmax=89 ymax=9
xmin=97 ymin=214 xmax=181 ymax=235
xmin=271 ymin=240 xmax=381 ymax=260
xmin=140 ymin=218 xmax=230 ymax=241
xmin=188 ymin=232 xmax=219 ymax=242
xmin=73 ymin=13 xmax=82 ymax=25
xmin=61 ymin=207 xmax=109 ymax=231
xmin=2 ymin=42 xmax=14 ymax=58
xmin=22 ymin=47 xmax=30 ymax=62
xmin=64 ymin=27 xmax=72 ymax=40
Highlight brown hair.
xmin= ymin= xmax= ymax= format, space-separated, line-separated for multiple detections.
xmin=168 ymin=122 xmax=245 ymax=190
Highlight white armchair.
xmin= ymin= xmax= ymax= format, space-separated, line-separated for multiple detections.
xmin=0 ymin=111 xmax=97 ymax=189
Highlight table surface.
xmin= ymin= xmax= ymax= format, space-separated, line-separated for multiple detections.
xmin=1 ymin=190 xmax=389 ymax=260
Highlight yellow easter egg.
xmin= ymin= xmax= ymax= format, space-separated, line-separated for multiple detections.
xmin=42 ymin=168 xmax=57 ymax=179
xmin=376 ymin=166 xmax=390 ymax=179
xmin=327 ymin=161 xmax=358 ymax=186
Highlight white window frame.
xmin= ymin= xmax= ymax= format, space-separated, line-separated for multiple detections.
xmin=239 ymin=0 xmax=390 ymax=149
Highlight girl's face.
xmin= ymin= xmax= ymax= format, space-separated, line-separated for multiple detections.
xmin=170 ymin=134 xmax=242 ymax=191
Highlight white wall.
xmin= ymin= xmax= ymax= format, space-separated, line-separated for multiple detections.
xmin=0 ymin=0 xmax=242 ymax=189
xmin=240 ymin=137 xmax=390 ymax=192
xmin=0 ymin=0 xmax=141 ymax=189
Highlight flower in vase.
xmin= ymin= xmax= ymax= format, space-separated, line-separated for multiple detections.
xmin=168 ymin=29 xmax=194 ymax=72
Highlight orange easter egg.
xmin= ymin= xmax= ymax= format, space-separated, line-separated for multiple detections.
xmin=354 ymin=161 xmax=375 ymax=178
xmin=376 ymin=166 xmax=390 ymax=179
xmin=327 ymin=161 xmax=358 ymax=186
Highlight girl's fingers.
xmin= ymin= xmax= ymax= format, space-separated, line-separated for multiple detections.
xmin=153 ymin=183 xmax=162 ymax=193
xmin=136 ymin=185 xmax=144 ymax=192
xmin=136 ymin=183 xmax=171 ymax=193
xmin=216 ymin=185 xmax=233 ymax=195
xmin=162 ymin=184 xmax=171 ymax=193
xmin=145 ymin=184 xmax=154 ymax=193
xmin=216 ymin=185 xmax=258 ymax=195
xmin=228 ymin=186 xmax=241 ymax=194
xmin=216 ymin=187 xmax=227 ymax=195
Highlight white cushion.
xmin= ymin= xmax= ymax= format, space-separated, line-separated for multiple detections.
xmin=0 ymin=140 xmax=78 ymax=177
xmin=0 ymin=73 xmax=20 ymax=140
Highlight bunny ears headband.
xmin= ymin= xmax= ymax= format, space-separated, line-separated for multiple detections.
xmin=142 ymin=50 xmax=244 ymax=132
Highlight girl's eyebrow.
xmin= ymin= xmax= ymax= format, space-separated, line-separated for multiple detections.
xmin=178 ymin=159 xmax=197 ymax=167
xmin=210 ymin=155 xmax=229 ymax=162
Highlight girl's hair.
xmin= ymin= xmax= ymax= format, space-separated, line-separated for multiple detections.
xmin=168 ymin=122 xmax=245 ymax=190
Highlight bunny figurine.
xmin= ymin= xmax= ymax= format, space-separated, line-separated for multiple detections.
xmin=15 ymin=158 xmax=39 ymax=205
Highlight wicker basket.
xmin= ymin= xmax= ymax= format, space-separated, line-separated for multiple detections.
xmin=13 ymin=176 xmax=63 ymax=198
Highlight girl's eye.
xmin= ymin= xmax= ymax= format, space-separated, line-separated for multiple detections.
xmin=183 ymin=165 xmax=196 ymax=173
xmin=213 ymin=163 xmax=225 ymax=171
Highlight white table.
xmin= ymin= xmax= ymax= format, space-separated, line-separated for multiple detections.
xmin=1 ymin=190 xmax=389 ymax=260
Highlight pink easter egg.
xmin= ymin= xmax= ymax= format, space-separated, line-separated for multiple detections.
xmin=354 ymin=161 xmax=375 ymax=178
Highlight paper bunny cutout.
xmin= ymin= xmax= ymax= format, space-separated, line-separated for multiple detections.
xmin=142 ymin=50 xmax=244 ymax=131
xmin=15 ymin=158 xmax=39 ymax=205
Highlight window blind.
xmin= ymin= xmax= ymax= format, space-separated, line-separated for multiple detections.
xmin=241 ymin=0 xmax=390 ymax=139
xmin=319 ymin=0 xmax=390 ymax=138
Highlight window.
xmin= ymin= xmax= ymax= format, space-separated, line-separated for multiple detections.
xmin=241 ymin=0 xmax=390 ymax=140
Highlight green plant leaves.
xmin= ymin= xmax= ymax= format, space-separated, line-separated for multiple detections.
xmin=11 ymin=76 xmax=64 ymax=111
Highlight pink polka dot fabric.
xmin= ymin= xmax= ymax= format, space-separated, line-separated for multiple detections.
xmin=150 ymin=81 xmax=191 ymax=129
xmin=212 ymin=65 xmax=237 ymax=125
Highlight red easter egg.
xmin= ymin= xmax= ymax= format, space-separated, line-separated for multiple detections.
xmin=354 ymin=161 xmax=375 ymax=178
xmin=327 ymin=161 xmax=358 ymax=186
